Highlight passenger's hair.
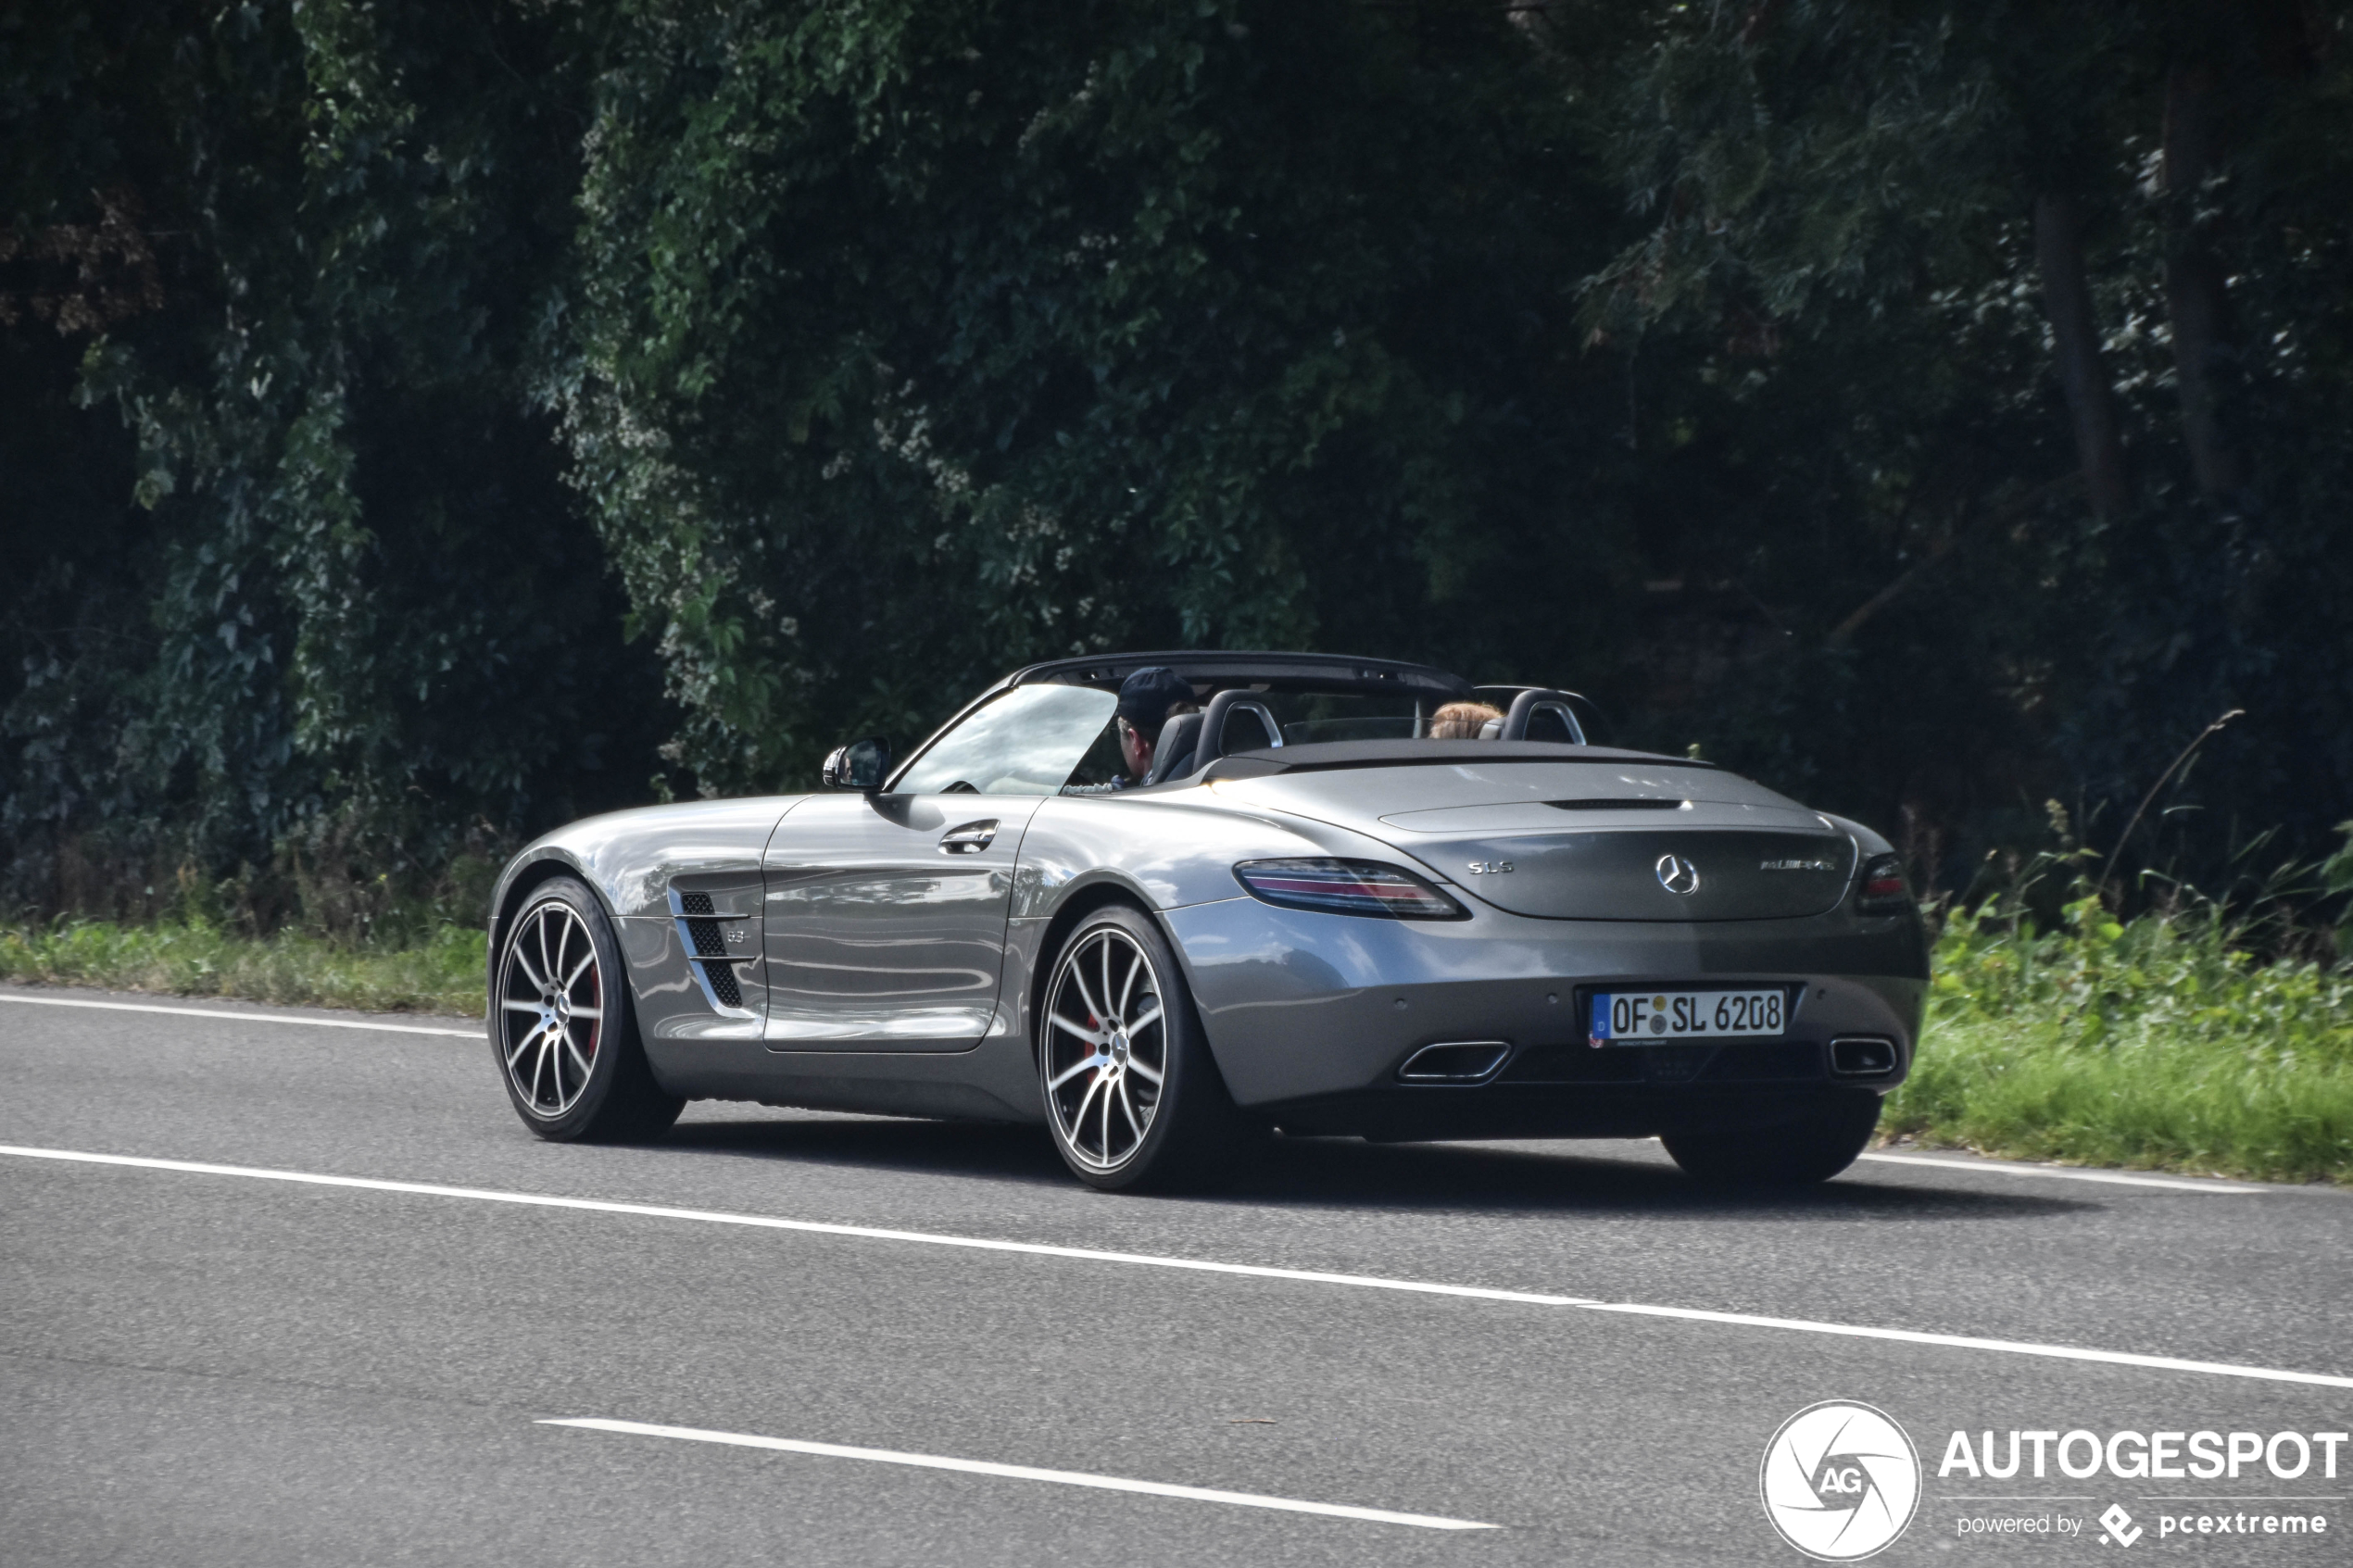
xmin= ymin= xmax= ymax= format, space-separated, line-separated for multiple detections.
xmin=1428 ymin=700 xmax=1504 ymax=740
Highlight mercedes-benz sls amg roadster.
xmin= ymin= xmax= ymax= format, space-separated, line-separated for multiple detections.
xmin=485 ymin=651 xmax=1927 ymax=1190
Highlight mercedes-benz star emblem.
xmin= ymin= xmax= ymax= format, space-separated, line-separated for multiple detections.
xmin=1655 ymin=853 xmax=1701 ymax=896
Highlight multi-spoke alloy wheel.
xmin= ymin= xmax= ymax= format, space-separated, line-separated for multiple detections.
xmin=489 ymin=876 xmax=682 ymax=1142
xmin=1043 ymin=924 xmax=1169 ymax=1172
xmin=1038 ymin=905 xmax=1242 ymax=1190
xmin=498 ymin=897 xmax=605 ymax=1119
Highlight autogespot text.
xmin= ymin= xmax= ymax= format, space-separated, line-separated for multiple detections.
xmin=1938 ymin=1427 xmax=2347 ymax=1482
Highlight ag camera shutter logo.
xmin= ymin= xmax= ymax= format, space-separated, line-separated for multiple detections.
xmin=1760 ymin=1400 xmax=1922 ymax=1561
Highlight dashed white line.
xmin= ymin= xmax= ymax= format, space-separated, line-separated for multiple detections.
xmin=1856 ymin=1152 xmax=2264 ymax=1193
xmin=5 ymin=1143 xmax=2347 ymax=1391
xmin=538 ymin=1417 xmax=1499 ymax=1530
xmin=0 ymin=991 xmax=480 ymax=1038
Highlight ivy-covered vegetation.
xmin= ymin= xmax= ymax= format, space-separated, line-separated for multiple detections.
xmin=6 ymin=1 xmax=2352 ymax=926
xmin=1882 ymin=848 xmax=2353 ymax=1182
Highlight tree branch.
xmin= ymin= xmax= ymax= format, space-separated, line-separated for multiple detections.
xmin=1823 ymin=475 xmax=2078 ymax=648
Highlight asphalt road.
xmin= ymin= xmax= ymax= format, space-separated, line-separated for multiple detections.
xmin=3 ymin=985 xmax=2347 ymax=1566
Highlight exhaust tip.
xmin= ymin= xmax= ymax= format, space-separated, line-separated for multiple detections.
xmin=1830 ymin=1035 xmax=1898 ymax=1077
xmin=1398 ymin=1041 xmax=1512 ymax=1083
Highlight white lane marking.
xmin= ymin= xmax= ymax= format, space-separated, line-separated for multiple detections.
xmin=1856 ymin=1152 xmax=2263 ymax=1193
xmin=539 ymin=1417 xmax=1498 ymax=1530
xmin=0 ymin=1145 xmax=1596 ymax=1309
xmin=4 ymin=1143 xmax=2347 ymax=1392
xmin=0 ymin=992 xmax=479 ymax=1038
xmin=1572 ymin=1302 xmax=2353 ymax=1387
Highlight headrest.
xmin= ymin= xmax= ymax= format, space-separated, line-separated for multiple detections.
xmin=1145 ymin=710 xmax=1204 ymax=784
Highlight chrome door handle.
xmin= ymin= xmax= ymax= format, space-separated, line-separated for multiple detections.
xmin=938 ymin=820 xmax=999 ymax=855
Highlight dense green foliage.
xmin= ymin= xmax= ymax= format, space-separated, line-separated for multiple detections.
xmin=549 ymin=0 xmax=1644 ymax=790
xmin=1885 ymin=870 xmax=2353 ymax=1182
xmin=1 ymin=0 xmax=669 ymax=921
xmin=6 ymin=1 xmax=2352 ymax=914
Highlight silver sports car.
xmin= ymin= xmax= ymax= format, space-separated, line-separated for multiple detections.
xmin=485 ymin=651 xmax=1927 ymax=1189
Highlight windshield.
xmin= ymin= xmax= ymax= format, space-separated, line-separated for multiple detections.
xmin=894 ymin=684 xmax=1119 ymax=796
xmin=893 ymin=678 xmax=1541 ymax=797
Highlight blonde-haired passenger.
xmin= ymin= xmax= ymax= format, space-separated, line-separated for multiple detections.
xmin=1428 ymin=700 xmax=1504 ymax=740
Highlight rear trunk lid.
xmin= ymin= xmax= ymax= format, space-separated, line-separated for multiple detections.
xmin=1209 ymin=753 xmax=1856 ymax=922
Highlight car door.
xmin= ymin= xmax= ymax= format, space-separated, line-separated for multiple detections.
xmin=761 ymin=681 xmax=1122 ymax=1051
xmin=761 ymin=794 xmax=1044 ymax=1050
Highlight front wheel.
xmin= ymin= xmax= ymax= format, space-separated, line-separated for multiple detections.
xmin=1661 ymin=1093 xmax=1882 ymax=1187
xmin=1038 ymin=905 xmax=1239 ymax=1192
xmin=493 ymin=877 xmax=683 ymax=1142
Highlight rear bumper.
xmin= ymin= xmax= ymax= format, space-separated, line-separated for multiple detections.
xmin=1162 ymin=896 xmax=1926 ymax=1112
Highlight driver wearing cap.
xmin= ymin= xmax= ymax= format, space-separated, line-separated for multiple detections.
xmin=1111 ymin=666 xmax=1199 ymax=788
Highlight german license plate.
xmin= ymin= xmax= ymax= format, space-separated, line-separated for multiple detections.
xmin=1589 ymin=989 xmax=1787 ymax=1043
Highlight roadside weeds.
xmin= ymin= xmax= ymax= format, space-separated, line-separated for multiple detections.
xmin=0 ymin=918 xmax=482 ymax=1018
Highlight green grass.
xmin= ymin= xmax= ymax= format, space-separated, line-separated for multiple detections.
xmin=0 ymin=917 xmax=484 ymax=1018
xmin=1884 ymin=889 xmax=2353 ymax=1184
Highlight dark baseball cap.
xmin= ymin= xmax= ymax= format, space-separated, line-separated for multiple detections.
xmin=1114 ymin=666 xmax=1196 ymax=734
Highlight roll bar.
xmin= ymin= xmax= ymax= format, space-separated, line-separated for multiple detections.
xmin=1191 ymin=689 xmax=1286 ymax=771
xmin=1499 ymin=688 xmax=1588 ymax=744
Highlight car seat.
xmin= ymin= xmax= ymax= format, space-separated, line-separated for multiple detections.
xmin=1144 ymin=711 xmax=1203 ymax=784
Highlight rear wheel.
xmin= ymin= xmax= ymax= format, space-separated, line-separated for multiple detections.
xmin=1038 ymin=906 xmax=1239 ymax=1191
xmin=1662 ymin=1093 xmax=1882 ymax=1187
xmin=493 ymin=877 xmax=682 ymax=1142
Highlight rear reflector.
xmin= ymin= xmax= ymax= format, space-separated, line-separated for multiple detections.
xmin=1232 ymin=859 xmax=1468 ymax=920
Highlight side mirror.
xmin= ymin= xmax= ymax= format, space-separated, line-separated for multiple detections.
xmin=821 ymin=736 xmax=892 ymax=793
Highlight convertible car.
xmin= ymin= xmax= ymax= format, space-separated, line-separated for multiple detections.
xmin=485 ymin=651 xmax=1927 ymax=1190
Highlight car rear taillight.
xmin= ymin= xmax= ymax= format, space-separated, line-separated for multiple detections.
xmin=1856 ymin=852 xmax=1910 ymax=914
xmin=1233 ymin=859 xmax=1468 ymax=920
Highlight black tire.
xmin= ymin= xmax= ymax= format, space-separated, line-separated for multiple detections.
xmin=492 ymin=877 xmax=683 ymax=1142
xmin=1661 ymin=1092 xmax=1883 ymax=1187
xmin=1038 ymin=904 xmax=1241 ymax=1192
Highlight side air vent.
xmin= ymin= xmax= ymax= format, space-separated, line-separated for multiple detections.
xmin=669 ymin=888 xmax=751 ymax=1016
xmin=702 ymin=963 xmax=744 ymax=1010
xmin=1397 ymin=1041 xmax=1512 ymax=1083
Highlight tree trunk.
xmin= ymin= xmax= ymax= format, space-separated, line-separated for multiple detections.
xmin=2161 ymin=63 xmax=2242 ymax=504
xmin=2033 ymin=191 xmax=2130 ymax=521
